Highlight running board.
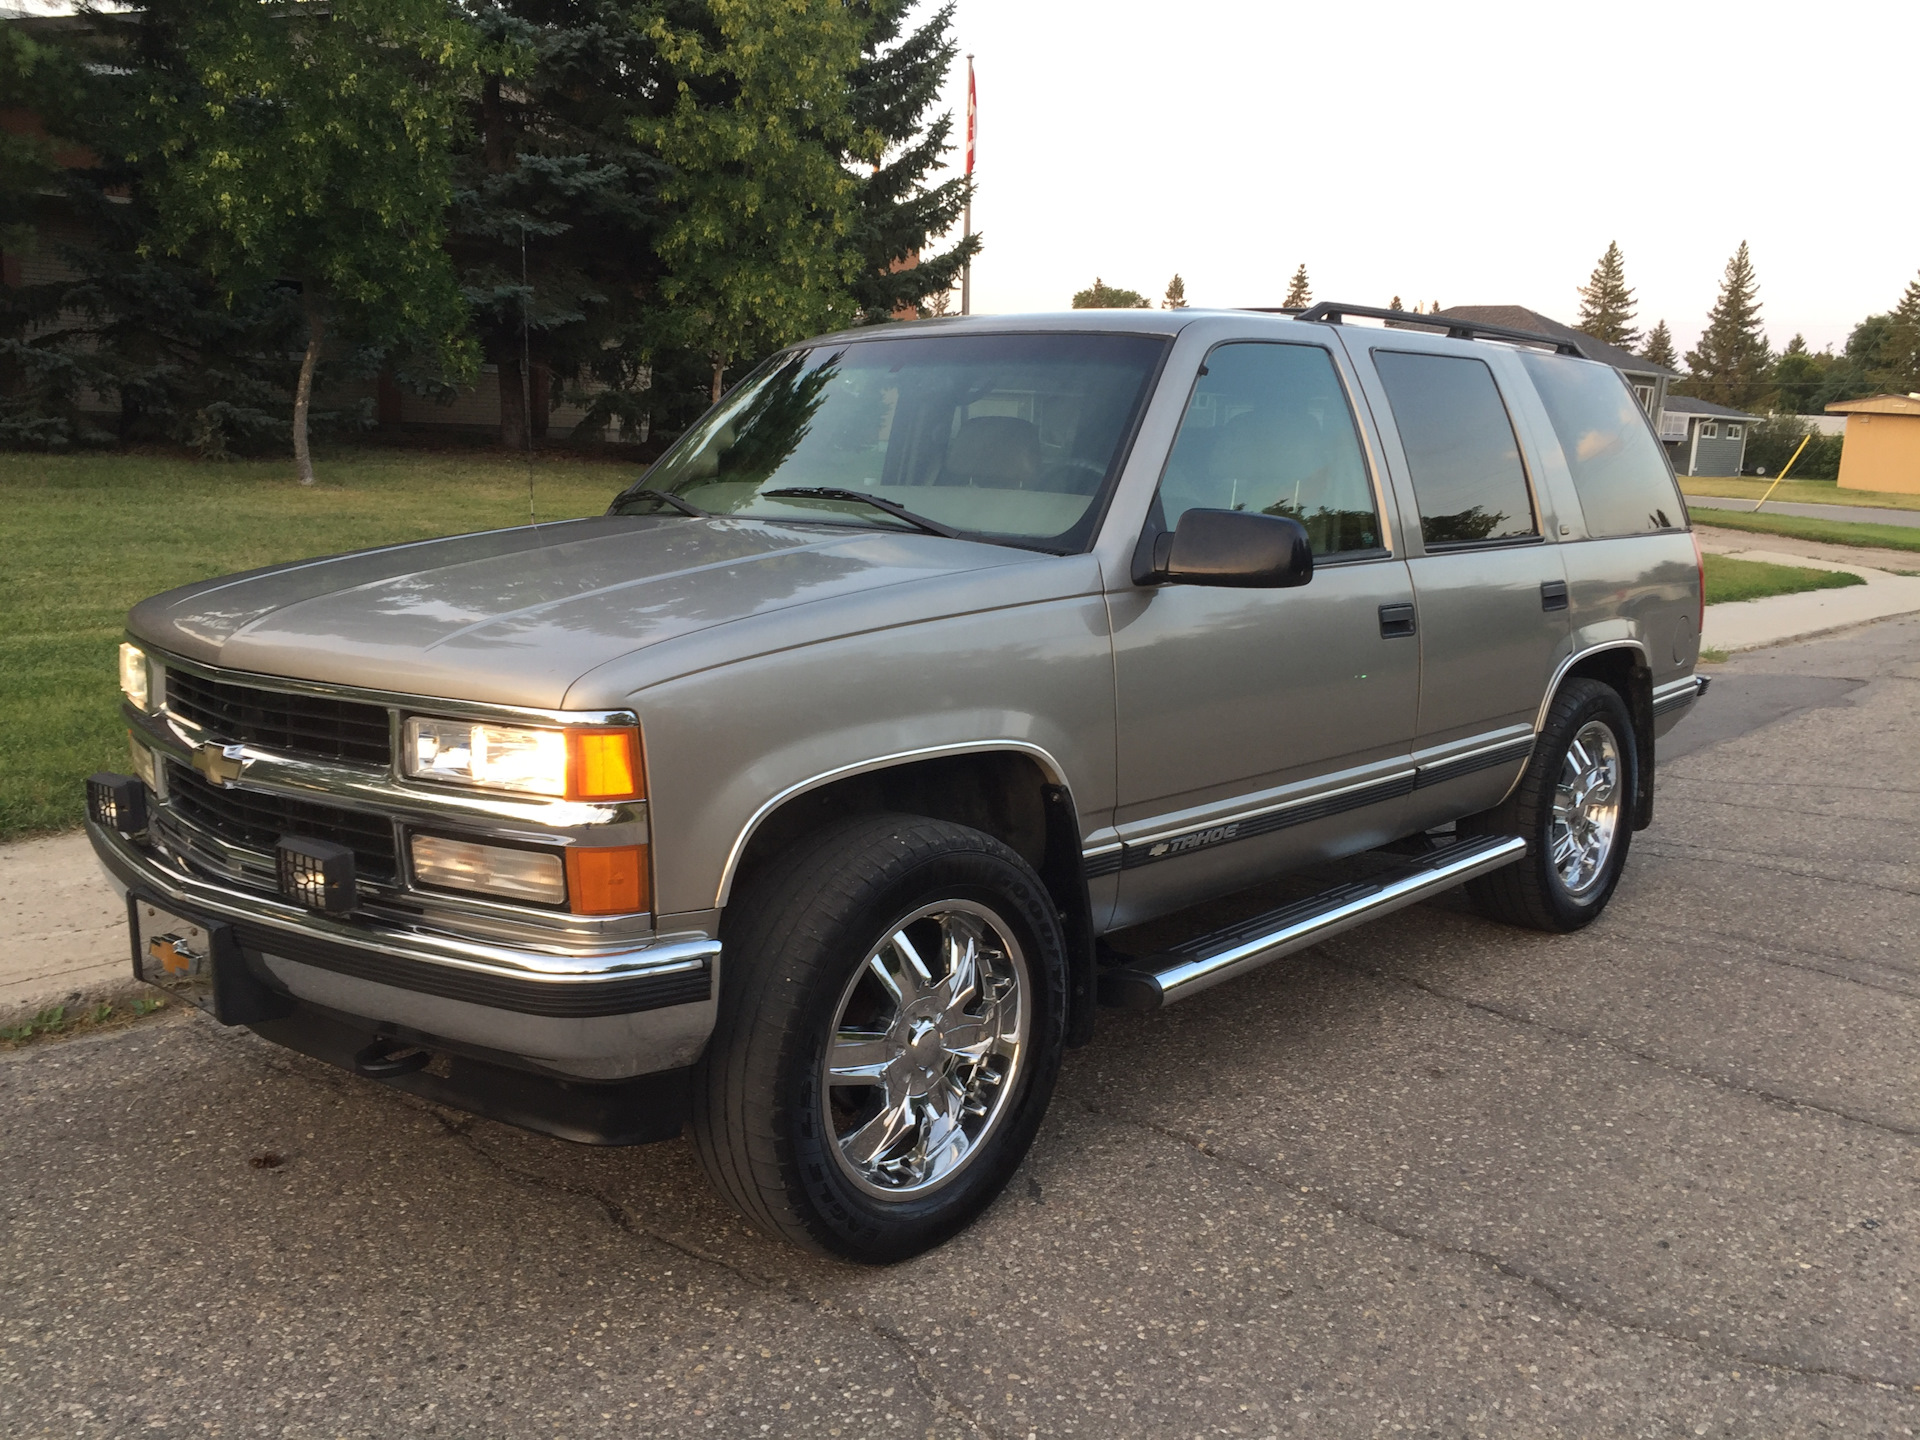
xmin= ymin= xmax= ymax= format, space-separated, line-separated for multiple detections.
xmin=1097 ymin=834 xmax=1528 ymax=1012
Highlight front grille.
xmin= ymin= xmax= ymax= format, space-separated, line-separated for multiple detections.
xmin=165 ymin=763 xmax=398 ymax=885
xmin=164 ymin=668 xmax=392 ymax=767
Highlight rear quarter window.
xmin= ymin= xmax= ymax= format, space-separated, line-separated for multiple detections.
xmin=1517 ymin=351 xmax=1683 ymax=537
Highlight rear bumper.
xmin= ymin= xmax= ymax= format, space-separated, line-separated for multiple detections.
xmin=89 ymin=819 xmax=720 ymax=1081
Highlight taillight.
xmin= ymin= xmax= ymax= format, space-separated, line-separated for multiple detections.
xmin=1692 ymin=531 xmax=1705 ymax=630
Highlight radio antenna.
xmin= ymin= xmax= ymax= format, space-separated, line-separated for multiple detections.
xmin=521 ymin=224 xmax=535 ymax=525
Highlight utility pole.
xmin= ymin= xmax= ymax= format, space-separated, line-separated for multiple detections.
xmin=962 ymin=54 xmax=975 ymax=316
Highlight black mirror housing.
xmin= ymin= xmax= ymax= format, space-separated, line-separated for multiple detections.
xmin=1143 ymin=508 xmax=1314 ymax=589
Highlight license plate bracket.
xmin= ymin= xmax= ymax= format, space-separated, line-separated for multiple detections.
xmin=129 ymin=895 xmax=292 ymax=1025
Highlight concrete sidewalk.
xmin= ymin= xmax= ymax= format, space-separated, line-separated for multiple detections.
xmin=1688 ymin=492 xmax=1920 ymax=527
xmin=1697 ymin=528 xmax=1920 ymax=653
xmin=1 ymin=830 xmax=133 ymax=1019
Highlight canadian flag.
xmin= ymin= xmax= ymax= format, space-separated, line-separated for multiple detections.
xmin=965 ymin=59 xmax=976 ymax=177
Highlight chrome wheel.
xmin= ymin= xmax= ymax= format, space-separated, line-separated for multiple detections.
xmin=1551 ymin=720 xmax=1622 ymax=897
xmin=821 ymin=900 xmax=1029 ymax=1200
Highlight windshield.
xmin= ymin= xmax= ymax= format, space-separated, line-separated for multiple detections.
xmin=610 ymin=332 xmax=1168 ymax=550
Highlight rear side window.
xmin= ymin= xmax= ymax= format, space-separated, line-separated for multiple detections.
xmin=1518 ymin=351 xmax=1681 ymax=536
xmin=1156 ymin=342 xmax=1381 ymax=555
xmin=1372 ymin=351 xmax=1537 ymax=546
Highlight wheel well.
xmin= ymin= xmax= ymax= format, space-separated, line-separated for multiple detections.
xmin=1559 ymin=647 xmax=1656 ymax=830
xmin=728 ymin=752 xmax=1100 ymax=1046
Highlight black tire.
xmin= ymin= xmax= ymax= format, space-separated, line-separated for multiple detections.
xmin=1462 ymin=678 xmax=1637 ymax=933
xmin=689 ymin=813 xmax=1068 ymax=1263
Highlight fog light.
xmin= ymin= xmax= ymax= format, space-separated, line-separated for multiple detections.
xmin=276 ymin=836 xmax=357 ymax=916
xmin=565 ymin=845 xmax=650 ymax=915
xmin=87 ymin=772 xmax=146 ymax=834
xmin=410 ymin=834 xmax=566 ymax=906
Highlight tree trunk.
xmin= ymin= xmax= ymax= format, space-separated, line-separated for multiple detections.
xmin=710 ymin=356 xmax=725 ymax=405
xmin=293 ymin=301 xmax=323 ymax=486
xmin=498 ymin=350 xmax=529 ymax=451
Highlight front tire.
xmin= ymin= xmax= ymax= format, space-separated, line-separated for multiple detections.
xmin=1463 ymin=678 xmax=1637 ymax=933
xmin=690 ymin=813 xmax=1068 ymax=1263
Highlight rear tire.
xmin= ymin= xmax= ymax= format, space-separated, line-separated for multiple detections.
xmin=1463 ymin=678 xmax=1636 ymax=933
xmin=689 ymin=813 xmax=1068 ymax=1263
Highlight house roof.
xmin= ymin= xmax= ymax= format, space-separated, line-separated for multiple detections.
xmin=1825 ymin=394 xmax=1920 ymax=416
xmin=1660 ymin=394 xmax=1761 ymax=422
xmin=1436 ymin=305 xmax=1679 ymax=379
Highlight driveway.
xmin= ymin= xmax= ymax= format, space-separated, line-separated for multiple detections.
xmin=5 ymin=616 xmax=1919 ymax=1438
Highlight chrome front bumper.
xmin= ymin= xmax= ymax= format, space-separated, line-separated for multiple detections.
xmin=89 ymin=820 xmax=720 ymax=1080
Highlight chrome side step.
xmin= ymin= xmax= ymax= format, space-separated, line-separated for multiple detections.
xmin=1097 ymin=834 xmax=1528 ymax=1011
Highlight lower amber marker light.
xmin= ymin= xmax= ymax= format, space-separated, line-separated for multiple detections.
xmin=566 ymin=845 xmax=650 ymax=915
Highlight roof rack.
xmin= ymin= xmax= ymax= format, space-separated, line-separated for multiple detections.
xmin=1245 ymin=301 xmax=1584 ymax=357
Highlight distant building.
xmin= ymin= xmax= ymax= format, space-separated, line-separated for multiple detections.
xmin=1437 ymin=305 xmax=1678 ymax=426
xmin=1825 ymin=394 xmax=1920 ymax=495
xmin=1656 ymin=395 xmax=1758 ymax=477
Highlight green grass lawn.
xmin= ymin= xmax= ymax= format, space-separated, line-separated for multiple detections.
xmin=1689 ymin=507 xmax=1920 ymax=554
xmin=1680 ymin=475 xmax=1920 ymax=513
xmin=1702 ymin=552 xmax=1866 ymax=605
xmin=0 ymin=447 xmax=630 ymax=841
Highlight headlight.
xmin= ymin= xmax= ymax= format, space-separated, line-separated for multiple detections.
xmin=118 ymin=643 xmax=151 ymax=712
xmin=403 ymin=717 xmax=644 ymax=802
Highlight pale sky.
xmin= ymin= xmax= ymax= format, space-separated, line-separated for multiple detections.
xmin=927 ymin=0 xmax=1920 ymax=356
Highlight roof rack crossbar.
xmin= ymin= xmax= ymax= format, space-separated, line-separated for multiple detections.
xmin=1253 ymin=301 xmax=1584 ymax=357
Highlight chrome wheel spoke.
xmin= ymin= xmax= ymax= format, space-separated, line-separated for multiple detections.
xmin=842 ymin=1098 xmax=919 ymax=1170
xmin=827 ymin=1029 xmax=894 ymax=1084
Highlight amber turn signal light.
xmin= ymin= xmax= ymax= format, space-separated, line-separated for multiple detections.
xmin=566 ymin=844 xmax=650 ymax=915
xmin=566 ymin=727 xmax=645 ymax=802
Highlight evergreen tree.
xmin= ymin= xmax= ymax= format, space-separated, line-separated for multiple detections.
xmin=1639 ymin=319 xmax=1677 ymax=372
xmin=1678 ymin=241 xmax=1770 ymax=410
xmin=844 ymin=2 xmax=979 ymax=322
xmin=1071 ymin=278 xmax=1149 ymax=309
xmin=148 ymin=0 xmax=478 ymax=482
xmin=1389 ymin=295 xmax=1403 ymax=311
xmin=1282 ymin=264 xmax=1310 ymax=309
xmin=1876 ymin=271 xmax=1920 ymax=393
xmin=449 ymin=3 xmax=669 ymax=449
xmin=635 ymin=0 xmax=868 ymax=403
xmin=1162 ymin=274 xmax=1187 ymax=309
xmin=1575 ymin=240 xmax=1637 ymax=348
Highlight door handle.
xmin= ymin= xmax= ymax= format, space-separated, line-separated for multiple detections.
xmin=1540 ymin=580 xmax=1569 ymax=612
xmin=1378 ymin=602 xmax=1416 ymax=638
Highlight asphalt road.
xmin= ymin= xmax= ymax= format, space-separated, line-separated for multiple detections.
xmin=1688 ymin=493 xmax=1920 ymax=528
xmin=6 ymin=617 xmax=1920 ymax=1439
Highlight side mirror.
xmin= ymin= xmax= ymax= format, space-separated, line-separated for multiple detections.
xmin=1139 ymin=508 xmax=1314 ymax=589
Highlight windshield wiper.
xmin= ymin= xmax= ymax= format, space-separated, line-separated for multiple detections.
xmin=628 ymin=486 xmax=712 ymax=518
xmin=762 ymin=487 xmax=961 ymax=539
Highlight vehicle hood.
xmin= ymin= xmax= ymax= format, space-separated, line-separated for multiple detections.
xmin=128 ymin=516 xmax=1075 ymax=710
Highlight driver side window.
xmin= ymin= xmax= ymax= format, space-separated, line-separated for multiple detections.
xmin=1158 ymin=342 xmax=1382 ymax=555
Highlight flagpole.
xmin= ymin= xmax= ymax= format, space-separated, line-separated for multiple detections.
xmin=962 ymin=53 xmax=974 ymax=316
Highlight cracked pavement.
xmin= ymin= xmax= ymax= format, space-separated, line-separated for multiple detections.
xmin=5 ymin=616 xmax=1920 ymax=1438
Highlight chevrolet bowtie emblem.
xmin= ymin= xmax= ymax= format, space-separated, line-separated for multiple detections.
xmin=192 ymin=741 xmax=249 ymax=787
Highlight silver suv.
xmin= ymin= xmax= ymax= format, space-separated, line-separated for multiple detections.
xmin=89 ymin=304 xmax=1707 ymax=1261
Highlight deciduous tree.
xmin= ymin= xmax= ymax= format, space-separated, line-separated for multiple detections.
xmin=1576 ymin=240 xmax=1637 ymax=348
xmin=635 ymin=0 xmax=867 ymax=404
xmin=1071 ymin=278 xmax=1148 ymax=309
xmin=148 ymin=0 xmax=478 ymax=482
xmin=1678 ymin=241 xmax=1770 ymax=410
